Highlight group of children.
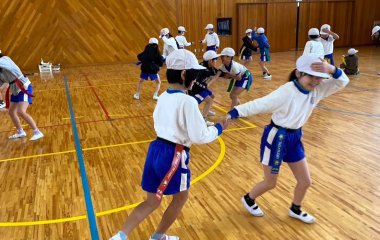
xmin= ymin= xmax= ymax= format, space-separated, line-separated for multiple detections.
xmin=111 ymin=46 xmax=350 ymax=239
xmin=303 ymin=24 xmax=359 ymax=75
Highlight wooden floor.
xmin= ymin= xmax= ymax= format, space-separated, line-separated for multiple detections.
xmin=0 ymin=47 xmax=379 ymax=240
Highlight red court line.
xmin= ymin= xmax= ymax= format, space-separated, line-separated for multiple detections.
xmin=83 ymin=74 xmax=111 ymax=121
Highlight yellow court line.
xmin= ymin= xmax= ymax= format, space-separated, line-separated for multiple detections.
xmin=0 ymin=137 xmax=226 ymax=226
xmin=12 ymin=125 xmax=28 ymax=129
xmin=212 ymin=105 xmax=257 ymax=128
xmin=62 ymin=116 xmax=83 ymax=120
xmin=0 ymin=139 xmax=154 ymax=163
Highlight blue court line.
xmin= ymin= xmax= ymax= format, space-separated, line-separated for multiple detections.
xmin=63 ymin=75 xmax=99 ymax=239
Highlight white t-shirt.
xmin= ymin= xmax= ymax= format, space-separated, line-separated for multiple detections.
xmin=303 ymin=40 xmax=325 ymax=58
xmin=175 ymin=35 xmax=192 ymax=48
xmin=319 ymin=35 xmax=335 ymax=55
xmin=219 ymin=60 xmax=247 ymax=77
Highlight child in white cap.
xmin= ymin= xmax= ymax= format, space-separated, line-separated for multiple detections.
xmin=211 ymin=47 xmax=253 ymax=109
xmin=134 ymin=38 xmax=164 ymax=100
xmin=200 ymin=24 xmax=220 ymax=52
xmin=251 ymin=27 xmax=271 ymax=79
xmin=159 ymin=28 xmax=179 ymax=60
xmin=319 ymin=24 xmax=340 ymax=65
xmin=110 ymin=49 xmax=230 ymax=240
xmin=303 ymin=28 xmax=324 ymax=58
xmin=175 ymin=26 xmax=194 ymax=49
xmin=227 ymin=54 xmax=349 ymax=224
xmin=188 ymin=50 xmax=220 ymax=126
xmin=239 ymin=28 xmax=257 ymax=67
xmin=340 ymin=48 xmax=359 ymax=75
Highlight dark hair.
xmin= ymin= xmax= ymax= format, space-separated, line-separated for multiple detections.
xmin=288 ymin=69 xmax=297 ymax=82
xmin=167 ymin=33 xmax=181 ymax=49
xmin=309 ymin=35 xmax=319 ymax=40
xmin=166 ymin=69 xmax=200 ymax=88
xmin=0 ymin=53 xmax=4 ymax=58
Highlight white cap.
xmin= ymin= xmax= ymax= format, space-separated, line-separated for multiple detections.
xmin=296 ymin=54 xmax=330 ymax=78
xmin=308 ymin=28 xmax=320 ymax=36
xmin=348 ymin=48 xmax=358 ymax=55
xmin=149 ymin=38 xmax=158 ymax=44
xmin=320 ymin=24 xmax=331 ymax=34
xmin=220 ymin=47 xmax=235 ymax=57
xmin=205 ymin=24 xmax=214 ymax=30
xmin=372 ymin=26 xmax=380 ymax=36
xmin=245 ymin=28 xmax=253 ymax=34
xmin=166 ymin=49 xmax=206 ymax=70
xmin=257 ymin=27 xmax=265 ymax=34
xmin=159 ymin=28 xmax=170 ymax=38
xmin=178 ymin=26 xmax=186 ymax=32
xmin=203 ymin=50 xmax=220 ymax=61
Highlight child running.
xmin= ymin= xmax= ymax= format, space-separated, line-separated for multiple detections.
xmin=239 ymin=28 xmax=257 ymax=67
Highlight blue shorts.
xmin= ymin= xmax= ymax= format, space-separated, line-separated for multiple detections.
xmin=241 ymin=54 xmax=252 ymax=60
xmin=260 ymin=124 xmax=305 ymax=174
xmin=141 ymin=139 xmax=191 ymax=195
xmin=140 ymin=73 xmax=159 ymax=81
xmin=193 ymin=89 xmax=213 ymax=104
xmin=324 ymin=53 xmax=334 ymax=65
xmin=10 ymin=85 xmax=33 ymax=104
xmin=234 ymin=71 xmax=253 ymax=90
xmin=260 ymin=48 xmax=271 ymax=62
xmin=206 ymin=45 xmax=217 ymax=51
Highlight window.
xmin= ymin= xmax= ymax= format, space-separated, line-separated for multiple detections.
xmin=217 ymin=18 xmax=232 ymax=36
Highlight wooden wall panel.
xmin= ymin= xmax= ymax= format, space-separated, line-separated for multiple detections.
xmin=267 ymin=3 xmax=297 ymax=52
xmin=298 ymin=1 xmax=353 ymax=49
xmin=352 ymin=0 xmax=380 ymax=45
xmin=0 ymin=0 xmax=378 ymax=70
xmin=237 ymin=4 xmax=267 ymax=53
xmin=0 ymin=0 xmax=177 ymax=70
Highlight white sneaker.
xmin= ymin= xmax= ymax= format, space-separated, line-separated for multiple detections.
xmin=0 ymin=102 xmax=5 ymax=109
xmin=30 ymin=131 xmax=44 ymax=141
xmin=207 ymin=110 xmax=216 ymax=116
xmin=9 ymin=131 xmax=27 ymax=139
xmin=110 ymin=231 xmax=128 ymax=240
xmin=149 ymin=235 xmax=179 ymax=240
xmin=133 ymin=93 xmax=140 ymax=100
xmin=289 ymin=209 xmax=315 ymax=224
xmin=241 ymin=196 xmax=264 ymax=217
xmin=263 ymin=74 xmax=272 ymax=80
xmin=153 ymin=94 xmax=159 ymax=100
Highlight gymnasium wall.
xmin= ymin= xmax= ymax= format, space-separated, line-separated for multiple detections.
xmin=0 ymin=0 xmax=378 ymax=70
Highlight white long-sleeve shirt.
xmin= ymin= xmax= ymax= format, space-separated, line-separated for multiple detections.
xmin=201 ymin=32 xmax=220 ymax=47
xmin=303 ymin=40 xmax=325 ymax=58
xmin=154 ymin=89 xmax=222 ymax=147
xmin=161 ymin=36 xmax=178 ymax=59
xmin=175 ymin=35 xmax=192 ymax=48
xmin=0 ymin=56 xmax=30 ymax=95
xmin=233 ymin=70 xmax=349 ymax=129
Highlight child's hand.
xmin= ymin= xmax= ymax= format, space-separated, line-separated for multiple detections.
xmin=218 ymin=116 xmax=232 ymax=130
xmin=310 ymin=58 xmax=336 ymax=74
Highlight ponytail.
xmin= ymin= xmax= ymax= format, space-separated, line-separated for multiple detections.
xmin=288 ymin=69 xmax=297 ymax=82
